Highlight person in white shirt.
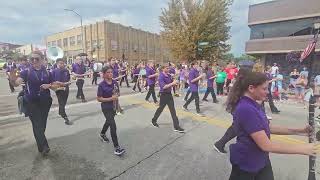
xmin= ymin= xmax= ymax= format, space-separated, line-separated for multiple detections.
xmin=271 ymin=63 xmax=279 ymax=76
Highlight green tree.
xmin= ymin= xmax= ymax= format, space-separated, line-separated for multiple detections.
xmin=160 ymin=0 xmax=233 ymax=62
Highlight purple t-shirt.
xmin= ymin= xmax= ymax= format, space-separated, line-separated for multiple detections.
xmin=20 ymin=66 xmax=53 ymax=102
xmin=18 ymin=64 xmax=29 ymax=71
xmin=230 ymin=96 xmax=271 ymax=173
xmin=97 ymin=80 xmax=118 ymax=109
xmin=52 ymin=68 xmax=70 ymax=82
xmin=112 ymin=64 xmax=119 ymax=78
xmin=169 ymin=67 xmax=176 ymax=75
xmin=146 ymin=66 xmax=156 ymax=85
xmin=207 ymin=70 xmax=214 ymax=88
xmin=189 ymin=68 xmax=199 ymax=92
xmin=72 ymin=63 xmax=86 ymax=75
xmin=6 ymin=62 xmax=17 ymax=72
xmin=159 ymin=72 xmax=173 ymax=93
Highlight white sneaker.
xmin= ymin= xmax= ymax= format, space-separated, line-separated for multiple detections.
xmin=266 ymin=115 xmax=272 ymax=120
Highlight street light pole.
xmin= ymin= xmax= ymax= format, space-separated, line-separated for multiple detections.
xmin=64 ymin=9 xmax=84 ymax=53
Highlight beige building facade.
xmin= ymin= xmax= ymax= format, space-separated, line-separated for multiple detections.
xmin=46 ymin=20 xmax=171 ymax=64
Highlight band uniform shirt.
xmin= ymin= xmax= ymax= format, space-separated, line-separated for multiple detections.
xmin=189 ymin=68 xmax=200 ymax=92
xmin=146 ymin=66 xmax=156 ymax=85
xmin=112 ymin=64 xmax=119 ymax=78
xmin=230 ymin=96 xmax=271 ymax=173
xmin=72 ymin=63 xmax=86 ymax=75
xmin=206 ymin=70 xmax=215 ymax=88
xmin=97 ymin=80 xmax=118 ymax=109
xmin=159 ymin=72 xmax=173 ymax=93
xmin=52 ymin=68 xmax=70 ymax=83
xmin=20 ymin=66 xmax=53 ymax=102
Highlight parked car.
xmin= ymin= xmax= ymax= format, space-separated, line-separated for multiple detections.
xmin=0 ymin=59 xmax=6 ymax=70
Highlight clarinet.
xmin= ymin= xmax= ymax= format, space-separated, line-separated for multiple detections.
xmin=308 ymin=94 xmax=317 ymax=180
xmin=112 ymin=84 xmax=120 ymax=112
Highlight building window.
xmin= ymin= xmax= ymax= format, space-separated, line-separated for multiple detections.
xmin=57 ymin=39 xmax=62 ymax=47
xmin=77 ymin=35 xmax=82 ymax=45
xmin=51 ymin=41 xmax=57 ymax=46
xmin=63 ymin=38 xmax=68 ymax=47
xmin=47 ymin=42 xmax=51 ymax=47
xmin=98 ymin=39 xmax=104 ymax=48
xmin=111 ymin=40 xmax=118 ymax=51
xmin=92 ymin=40 xmax=97 ymax=47
xmin=86 ymin=41 xmax=91 ymax=48
xmin=69 ymin=36 xmax=76 ymax=46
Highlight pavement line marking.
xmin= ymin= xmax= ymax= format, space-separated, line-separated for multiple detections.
xmin=0 ymin=93 xmax=142 ymax=121
xmin=127 ymin=97 xmax=312 ymax=147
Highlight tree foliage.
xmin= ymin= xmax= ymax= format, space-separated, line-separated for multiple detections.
xmin=160 ymin=0 xmax=233 ymax=62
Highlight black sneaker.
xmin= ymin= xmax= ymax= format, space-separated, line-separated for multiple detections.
xmin=213 ymin=142 xmax=227 ymax=154
xmin=99 ymin=134 xmax=110 ymax=143
xmin=82 ymin=99 xmax=87 ymax=103
xmin=213 ymin=100 xmax=219 ymax=103
xmin=182 ymin=105 xmax=188 ymax=111
xmin=174 ymin=127 xmax=185 ymax=133
xmin=151 ymin=121 xmax=159 ymax=128
xmin=114 ymin=146 xmax=125 ymax=156
xmin=41 ymin=147 xmax=50 ymax=156
xmin=64 ymin=117 xmax=72 ymax=125
xmin=202 ymin=99 xmax=209 ymax=102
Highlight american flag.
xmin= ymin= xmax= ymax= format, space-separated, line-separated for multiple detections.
xmin=300 ymin=35 xmax=318 ymax=62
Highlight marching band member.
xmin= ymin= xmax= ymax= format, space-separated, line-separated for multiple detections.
xmin=97 ymin=66 xmax=125 ymax=156
xmin=52 ymin=58 xmax=71 ymax=125
xmin=5 ymin=57 xmax=17 ymax=93
xmin=151 ymin=63 xmax=184 ymax=133
xmin=9 ymin=51 xmax=62 ymax=156
xmin=119 ymin=61 xmax=130 ymax=88
xmin=132 ymin=64 xmax=142 ymax=92
xmin=183 ymin=62 xmax=205 ymax=116
xmin=169 ymin=63 xmax=179 ymax=97
xmin=72 ymin=55 xmax=88 ymax=103
xmin=145 ymin=60 xmax=158 ymax=104
xmin=202 ymin=65 xmax=218 ymax=103
xmin=91 ymin=59 xmax=99 ymax=85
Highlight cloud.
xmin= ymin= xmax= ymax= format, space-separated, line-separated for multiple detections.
xmin=0 ymin=0 xmax=270 ymax=56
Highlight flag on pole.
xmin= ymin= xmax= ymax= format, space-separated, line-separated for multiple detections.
xmin=300 ymin=35 xmax=318 ymax=62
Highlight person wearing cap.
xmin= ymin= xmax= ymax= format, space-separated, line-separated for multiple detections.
xmin=52 ymin=58 xmax=71 ymax=125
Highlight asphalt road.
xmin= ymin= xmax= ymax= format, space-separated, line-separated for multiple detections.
xmin=1 ymin=84 xmax=320 ymax=180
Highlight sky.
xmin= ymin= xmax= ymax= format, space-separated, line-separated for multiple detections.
xmin=0 ymin=0 xmax=270 ymax=56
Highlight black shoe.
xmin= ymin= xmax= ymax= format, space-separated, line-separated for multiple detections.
xmin=82 ymin=99 xmax=87 ymax=103
xmin=76 ymin=96 xmax=81 ymax=99
xmin=213 ymin=142 xmax=227 ymax=154
xmin=151 ymin=121 xmax=159 ymax=128
xmin=174 ymin=127 xmax=185 ymax=133
xmin=41 ymin=147 xmax=50 ymax=156
xmin=271 ymin=111 xmax=280 ymax=114
xmin=114 ymin=146 xmax=125 ymax=156
xmin=63 ymin=117 xmax=72 ymax=125
xmin=202 ymin=99 xmax=209 ymax=102
xmin=213 ymin=100 xmax=219 ymax=103
xmin=182 ymin=105 xmax=188 ymax=111
xmin=99 ymin=134 xmax=110 ymax=143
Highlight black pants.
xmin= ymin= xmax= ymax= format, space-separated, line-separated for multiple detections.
xmin=8 ymin=79 xmax=14 ymax=92
xmin=76 ymin=79 xmax=85 ymax=100
xmin=120 ymin=75 xmax=129 ymax=87
xmin=92 ymin=72 xmax=99 ymax=85
xmin=203 ymin=87 xmax=217 ymax=101
xmin=55 ymin=87 xmax=69 ymax=118
xmin=184 ymin=92 xmax=200 ymax=113
xmin=229 ymin=163 xmax=274 ymax=180
xmin=267 ymin=86 xmax=279 ymax=112
xmin=145 ymin=84 xmax=157 ymax=103
xmin=184 ymin=89 xmax=191 ymax=100
xmin=152 ymin=93 xmax=180 ymax=129
xmin=132 ymin=76 xmax=141 ymax=92
xmin=226 ymin=79 xmax=232 ymax=93
xmin=26 ymin=97 xmax=52 ymax=152
xmin=101 ymin=108 xmax=119 ymax=148
xmin=216 ymin=82 xmax=224 ymax=95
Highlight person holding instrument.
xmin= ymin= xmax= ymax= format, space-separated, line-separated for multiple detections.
xmin=72 ymin=55 xmax=88 ymax=103
xmin=227 ymin=71 xmax=316 ymax=180
xmin=97 ymin=66 xmax=125 ymax=156
xmin=9 ymin=51 xmax=63 ymax=156
xmin=52 ymin=58 xmax=72 ymax=125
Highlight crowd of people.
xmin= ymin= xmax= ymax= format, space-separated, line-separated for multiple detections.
xmin=4 ymin=51 xmax=318 ymax=180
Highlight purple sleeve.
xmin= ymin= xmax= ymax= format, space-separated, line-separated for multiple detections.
xmin=97 ymin=84 xmax=103 ymax=97
xmin=189 ymin=71 xmax=195 ymax=81
xmin=236 ymin=107 xmax=265 ymax=135
xmin=159 ymin=75 xmax=165 ymax=89
xmin=20 ymin=70 xmax=28 ymax=82
xmin=71 ymin=64 xmax=76 ymax=73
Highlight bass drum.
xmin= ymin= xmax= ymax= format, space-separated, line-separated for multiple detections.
xmin=93 ymin=63 xmax=103 ymax=72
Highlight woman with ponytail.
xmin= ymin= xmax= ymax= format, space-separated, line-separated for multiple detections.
xmin=227 ymin=71 xmax=316 ymax=180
